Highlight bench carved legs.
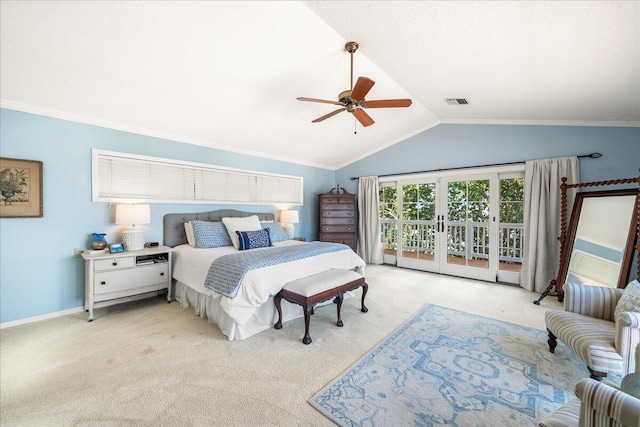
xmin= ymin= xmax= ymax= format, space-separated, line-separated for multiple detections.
xmin=336 ymin=294 xmax=344 ymax=327
xmin=361 ymin=283 xmax=368 ymax=313
xmin=274 ymin=277 xmax=368 ymax=344
xmin=302 ymin=305 xmax=313 ymax=344
xmin=274 ymin=294 xmax=284 ymax=330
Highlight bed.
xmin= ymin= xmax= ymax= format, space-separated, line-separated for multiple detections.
xmin=163 ymin=209 xmax=366 ymax=340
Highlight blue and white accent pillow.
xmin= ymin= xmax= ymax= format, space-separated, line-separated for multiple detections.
xmin=262 ymin=222 xmax=289 ymax=243
xmin=615 ymin=279 xmax=640 ymax=320
xmin=191 ymin=220 xmax=233 ymax=248
xmin=236 ymin=229 xmax=272 ymax=251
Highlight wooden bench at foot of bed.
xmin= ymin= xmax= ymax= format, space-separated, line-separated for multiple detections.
xmin=273 ymin=269 xmax=368 ymax=344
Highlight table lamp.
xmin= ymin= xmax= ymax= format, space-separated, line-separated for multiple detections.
xmin=280 ymin=210 xmax=299 ymax=239
xmin=115 ymin=204 xmax=150 ymax=251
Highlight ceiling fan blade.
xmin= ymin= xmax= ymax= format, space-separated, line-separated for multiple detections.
xmin=352 ymin=109 xmax=375 ymax=127
xmin=350 ymin=77 xmax=375 ymax=101
xmin=297 ymin=97 xmax=344 ymax=106
xmin=311 ymin=108 xmax=346 ymax=123
xmin=363 ymin=99 xmax=413 ymax=108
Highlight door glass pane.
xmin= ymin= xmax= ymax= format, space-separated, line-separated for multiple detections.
xmin=402 ymin=183 xmax=436 ymax=261
xmin=379 ymin=185 xmax=398 ymax=257
xmin=499 ymin=178 xmax=524 ymax=272
xmin=447 ymin=179 xmax=490 ymax=268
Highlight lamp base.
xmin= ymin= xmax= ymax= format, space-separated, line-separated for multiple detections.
xmin=282 ymin=224 xmax=294 ymax=239
xmin=122 ymin=227 xmax=145 ymax=251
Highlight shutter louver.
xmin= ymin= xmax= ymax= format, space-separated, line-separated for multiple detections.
xmin=93 ymin=150 xmax=303 ymax=205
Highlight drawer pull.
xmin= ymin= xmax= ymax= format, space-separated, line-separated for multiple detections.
xmin=100 ymin=281 xmax=106 ymax=285
xmin=112 ymin=261 xmax=118 ymax=266
xmin=160 ymin=272 xmax=165 ymax=276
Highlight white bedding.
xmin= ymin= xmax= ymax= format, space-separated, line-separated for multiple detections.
xmin=171 ymin=241 xmax=366 ymax=339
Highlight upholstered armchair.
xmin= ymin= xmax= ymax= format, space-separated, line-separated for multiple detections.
xmin=539 ymin=377 xmax=640 ymax=427
xmin=545 ymin=281 xmax=640 ymax=381
xmin=538 ymin=345 xmax=640 ymax=427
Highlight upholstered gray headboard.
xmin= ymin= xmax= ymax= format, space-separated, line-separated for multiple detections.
xmin=163 ymin=209 xmax=276 ymax=248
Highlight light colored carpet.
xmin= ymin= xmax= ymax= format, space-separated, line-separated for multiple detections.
xmin=0 ymin=265 xmax=564 ymax=426
xmin=310 ymin=304 xmax=584 ymax=426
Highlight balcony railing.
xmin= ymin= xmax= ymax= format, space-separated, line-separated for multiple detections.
xmin=380 ymin=219 xmax=523 ymax=264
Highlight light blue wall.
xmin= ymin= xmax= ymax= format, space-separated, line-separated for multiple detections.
xmin=2 ymin=111 xmax=638 ymax=324
xmin=0 ymin=108 xmax=335 ymax=323
xmin=336 ymin=124 xmax=639 ymax=193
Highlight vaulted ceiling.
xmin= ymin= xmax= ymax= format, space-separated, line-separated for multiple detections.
xmin=1 ymin=1 xmax=638 ymax=169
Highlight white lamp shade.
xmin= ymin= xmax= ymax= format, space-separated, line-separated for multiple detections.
xmin=280 ymin=210 xmax=299 ymax=224
xmin=115 ymin=204 xmax=150 ymax=226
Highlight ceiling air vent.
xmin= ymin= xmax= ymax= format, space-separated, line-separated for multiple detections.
xmin=445 ymin=98 xmax=468 ymax=105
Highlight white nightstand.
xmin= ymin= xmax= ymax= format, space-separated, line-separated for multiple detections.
xmin=81 ymin=246 xmax=173 ymax=321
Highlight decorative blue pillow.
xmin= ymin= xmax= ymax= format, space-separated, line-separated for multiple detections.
xmin=262 ymin=222 xmax=289 ymax=243
xmin=191 ymin=220 xmax=233 ymax=248
xmin=236 ymin=229 xmax=272 ymax=251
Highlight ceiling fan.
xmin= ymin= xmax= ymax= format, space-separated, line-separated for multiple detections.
xmin=297 ymin=41 xmax=412 ymax=128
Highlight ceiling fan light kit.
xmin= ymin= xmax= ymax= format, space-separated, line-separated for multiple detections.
xmin=297 ymin=41 xmax=412 ymax=128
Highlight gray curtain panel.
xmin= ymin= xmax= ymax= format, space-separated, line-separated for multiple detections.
xmin=357 ymin=176 xmax=384 ymax=264
xmin=521 ymin=156 xmax=579 ymax=292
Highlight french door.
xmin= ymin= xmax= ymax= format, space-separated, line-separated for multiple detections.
xmin=396 ymin=179 xmax=440 ymax=272
xmin=439 ymin=174 xmax=497 ymax=282
xmin=384 ymin=168 xmax=524 ymax=284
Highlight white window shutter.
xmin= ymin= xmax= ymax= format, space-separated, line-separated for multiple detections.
xmin=92 ymin=149 xmax=303 ymax=205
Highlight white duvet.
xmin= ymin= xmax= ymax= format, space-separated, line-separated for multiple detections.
xmin=172 ymin=241 xmax=366 ymax=325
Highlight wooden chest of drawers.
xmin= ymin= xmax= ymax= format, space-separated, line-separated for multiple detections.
xmin=318 ymin=188 xmax=357 ymax=251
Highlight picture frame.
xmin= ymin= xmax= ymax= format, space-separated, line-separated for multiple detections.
xmin=0 ymin=157 xmax=43 ymax=218
xmin=109 ymin=243 xmax=125 ymax=254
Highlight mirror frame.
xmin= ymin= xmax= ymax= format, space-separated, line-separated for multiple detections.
xmin=556 ymin=187 xmax=639 ymax=291
xmin=534 ymin=176 xmax=640 ymax=305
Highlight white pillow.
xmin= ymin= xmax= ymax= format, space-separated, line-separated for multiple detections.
xmin=184 ymin=222 xmax=195 ymax=247
xmin=222 ymin=216 xmax=262 ymax=249
xmin=615 ymin=279 xmax=640 ymax=320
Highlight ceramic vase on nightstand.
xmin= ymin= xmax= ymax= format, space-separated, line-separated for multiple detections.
xmin=90 ymin=233 xmax=108 ymax=250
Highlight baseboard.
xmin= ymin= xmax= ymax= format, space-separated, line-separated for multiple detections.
xmin=0 ymin=292 xmax=169 ymax=329
xmin=0 ymin=306 xmax=85 ymax=329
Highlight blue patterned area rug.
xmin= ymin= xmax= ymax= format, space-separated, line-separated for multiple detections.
xmin=309 ymin=304 xmax=587 ymax=427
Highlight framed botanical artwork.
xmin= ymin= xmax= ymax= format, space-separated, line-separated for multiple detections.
xmin=0 ymin=157 xmax=43 ymax=218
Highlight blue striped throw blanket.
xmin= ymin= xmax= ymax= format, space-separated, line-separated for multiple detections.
xmin=204 ymin=242 xmax=352 ymax=298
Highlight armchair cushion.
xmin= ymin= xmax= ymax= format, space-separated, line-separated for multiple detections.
xmin=538 ymin=398 xmax=580 ymax=427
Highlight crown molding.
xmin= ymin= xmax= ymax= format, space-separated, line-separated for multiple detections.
xmin=440 ymin=118 xmax=640 ymax=127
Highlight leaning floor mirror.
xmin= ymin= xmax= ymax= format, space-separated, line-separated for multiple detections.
xmin=561 ymin=188 xmax=638 ymax=288
xmin=535 ymin=176 xmax=640 ymax=304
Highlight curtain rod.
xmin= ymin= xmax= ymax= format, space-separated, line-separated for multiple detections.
xmin=349 ymin=152 xmax=602 ymax=180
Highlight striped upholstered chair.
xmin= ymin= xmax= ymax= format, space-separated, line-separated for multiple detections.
xmin=545 ymin=282 xmax=640 ymax=381
xmin=538 ymin=377 xmax=640 ymax=427
xmin=538 ymin=345 xmax=640 ymax=427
